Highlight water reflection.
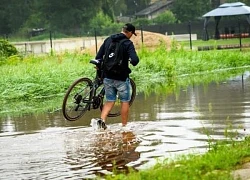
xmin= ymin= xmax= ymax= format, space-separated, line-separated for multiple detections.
xmin=0 ymin=72 xmax=250 ymax=179
xmin=64 ymin=129 xmax=141 ymax=178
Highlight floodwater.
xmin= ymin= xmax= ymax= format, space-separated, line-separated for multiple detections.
xmin=0 ymin=72 xmax=250 ymax=179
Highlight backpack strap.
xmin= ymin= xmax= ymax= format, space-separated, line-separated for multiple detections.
xmin=116 ymin=38 xmax=128 ymax=65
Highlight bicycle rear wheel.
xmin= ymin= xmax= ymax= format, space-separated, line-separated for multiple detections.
xmin=62 ymin=77 xmax=93 ymax=121
xmin=100 ymin=78 xmax=136 ymax=117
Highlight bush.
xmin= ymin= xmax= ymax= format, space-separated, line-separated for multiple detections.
xmin=133 ymin=18 xmax=152 ymax=26
xmin=153 ymin=10 xmax=177 ymax=24
xmin=88 ymin=11 xmax=121 ymax=36
xmin=0 ymin=39 xmax=18 ymax=57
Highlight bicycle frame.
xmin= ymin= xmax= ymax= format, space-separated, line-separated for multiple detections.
xmin=62 ymin=59 xmax=136 ymax=121
xmin=87 ymin=70 xmax=105 ymax=110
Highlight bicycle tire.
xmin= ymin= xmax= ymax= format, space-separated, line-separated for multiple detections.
xmin=62 ymin=77 xmax=93 ymax=121
xmin=100 ymin=78 xmax=136 ymax=117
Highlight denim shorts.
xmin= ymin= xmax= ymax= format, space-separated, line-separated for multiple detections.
xmin=103 ymin=78 xmax=131 ymax=102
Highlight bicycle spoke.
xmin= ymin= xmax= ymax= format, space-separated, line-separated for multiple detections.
xmin=62 ymin=78 xmax=93 ymax=121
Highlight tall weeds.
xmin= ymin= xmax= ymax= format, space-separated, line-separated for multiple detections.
xmin=1 ymin=45 xmax=250 ymax=116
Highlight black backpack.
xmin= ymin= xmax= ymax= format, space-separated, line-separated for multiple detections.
xmin=103 ymin=38 xmax=128 ymax=74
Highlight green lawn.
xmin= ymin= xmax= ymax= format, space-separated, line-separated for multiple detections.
xmin=104 ymin=136 xmax=250 ymax=180
xmin=180 ymin=37 xmax=250 ymax=50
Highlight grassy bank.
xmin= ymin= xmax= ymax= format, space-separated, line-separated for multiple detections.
xmin=103 ymin=135 xmax=250 ymax=180
xmin=180 ymin=37 xmax=250 ymax=49
xmin=0 ymin=45 xmax=250 ymax=116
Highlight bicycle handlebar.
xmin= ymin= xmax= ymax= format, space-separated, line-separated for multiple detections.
xmin=90 ymin=58 xmax=132 ymax=67
xmin=89 ymin=59 xmax=101 ymax=66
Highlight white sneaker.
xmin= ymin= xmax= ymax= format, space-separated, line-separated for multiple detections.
xmin=96 ymin=118 xmax=107 ymax=130
xmin=90 ymin=118 xmax=106 ymax=130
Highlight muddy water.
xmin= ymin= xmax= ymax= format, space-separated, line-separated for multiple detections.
xmin=1 ymin=72 xmax=250 ymax=179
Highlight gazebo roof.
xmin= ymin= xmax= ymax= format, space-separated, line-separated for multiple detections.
xmin=203 ymin=2 xmax=250 ymax=17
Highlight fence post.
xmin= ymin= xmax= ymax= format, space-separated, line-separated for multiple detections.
xmin=140 ymin=25 xmax=143 ymax=44
xmin=94 ymin=28 xmax=97 ymax=55
xmin=188 ymin=21 xmax=192 ymax=50
xmin=25 ymin=43 xmax=27 ymax=54
xmin=49 ymin=31 xmax=53 ymax=55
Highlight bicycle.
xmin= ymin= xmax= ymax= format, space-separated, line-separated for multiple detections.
xmin=62 ymin=59 xmax=136 ymax=121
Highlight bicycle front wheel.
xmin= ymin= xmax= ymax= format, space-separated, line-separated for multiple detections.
xmin=100 ymin=78 xmax=136 ymax=117
xmin=62 ymin=77 xmax=93 ymax=121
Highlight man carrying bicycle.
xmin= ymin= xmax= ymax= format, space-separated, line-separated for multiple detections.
xmin=94 ymin=23 xmax=139 ymax=129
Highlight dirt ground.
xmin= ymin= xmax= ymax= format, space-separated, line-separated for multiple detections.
xmin=83 ymin=31 xmax=172 ymax=56
xmin=232 ymin=162 xmax=250 ymax=180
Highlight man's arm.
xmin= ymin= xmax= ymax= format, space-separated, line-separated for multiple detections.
xmin=127 ymin=42 xmax=139 ymax=66
xmin=95 ymin=37 xmax=112 ymax=60
xmin=95 ymin=42 xmax=105 ymax=60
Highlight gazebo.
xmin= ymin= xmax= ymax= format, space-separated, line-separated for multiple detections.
xmin=202 ymin=2 xmax=250 ymax=40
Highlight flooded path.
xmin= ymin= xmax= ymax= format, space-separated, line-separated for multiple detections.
xmin=0 ymin=72 xmax=250 ymax=179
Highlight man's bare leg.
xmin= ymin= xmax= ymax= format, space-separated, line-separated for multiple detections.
xmin=121 ymin=102 xmax=129 ymax=126
xmin=101 ymin=101 xmax=115 ymax=122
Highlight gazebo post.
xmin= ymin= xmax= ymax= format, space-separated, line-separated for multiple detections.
xmin=202 ymin=17 xmax=210 ymax=41
xmin=214 ymin=16 xmax=221 ymax=40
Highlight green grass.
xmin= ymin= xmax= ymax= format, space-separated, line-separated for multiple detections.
xmin=103 ymin=137 xmax=250 ymax=179
xmin=180 ymin=37 xmax=250 ymax=49
xmin=0 ymin=52 xmax=93 ymax=115
xmin=0 ymin=45 xmax=250 ymax=116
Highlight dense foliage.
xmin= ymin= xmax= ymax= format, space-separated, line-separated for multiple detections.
xmin=0 ymin=0 xmax=150 ymax=36
xmin=0 ymin=39 xmax=18 ymax=60
xmin=1 ymin=0 xmax=249 ymax=37
xmin=171 ymin=0 xmax=212 ymax=22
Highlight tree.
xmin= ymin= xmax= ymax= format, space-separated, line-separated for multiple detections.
xmin=36 ymin=0 xmax=102 ymax=34
xmin=0 ymin=0 xmax=34 ymax=34
xmin=0 ymin=0 xmax=10 ymax=35
xmin=100 ymin=0 xmax=151 ymax=20
xmin=133 ymin=18 xmax=152 ymax=26
xmin=88 ymin=11 xmax=121 ymax=36
xmin=171 ymin=0 xmax=212 ymax=22
xmin=152 ymin=10 xmax=177 ymax=24
xmin=101 ymin=0 xmax=119 ymax=22
xmin=124 ymin=0 xmax=151 ymax=15
xmin=0 ymin=0 xmax=153 ymax=36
